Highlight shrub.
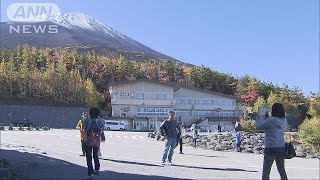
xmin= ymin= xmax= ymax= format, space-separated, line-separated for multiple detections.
xmin=299 ymin=117 xmax=320 ymax=154
xmin=241 ymin=119 xmax=256 ymax=133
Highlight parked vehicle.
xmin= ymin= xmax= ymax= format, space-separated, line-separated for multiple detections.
xmin=104 ymin=120 xmax=125 ymax=131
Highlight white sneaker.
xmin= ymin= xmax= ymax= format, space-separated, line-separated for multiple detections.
xmin=167 ymin=161 xmax=173 ymax=165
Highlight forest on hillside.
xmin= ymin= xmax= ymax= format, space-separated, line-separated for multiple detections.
xmin=0 ymin=45 xmax=319 ymax=126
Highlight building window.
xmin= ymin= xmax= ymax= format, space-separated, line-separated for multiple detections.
xmin=135 ymin=93 xmax=144 ymax=99
xmin=201 ymin=100 xmax=210 ymax=105
xmin=156 ymin=94 xmax=165 ymax=100
xmin=175 ymin=110 xmax=191 ymax=117
xmin=136 ymin=106 xmax=173 ymax=117
xmin=194 ymin=99 xmax=200 ymax=105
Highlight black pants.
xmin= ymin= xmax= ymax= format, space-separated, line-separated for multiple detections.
xmin=179 ymin=138 xmax=183 ymax=153
xmin=85 ymin=144 xmax=100 ymax=176
xmin=236 ymin=143 xmax=241 ymax=152
xmin=262 ymin=148 xmax=288 ymax=180
xmin=81 ymin=140 xmax=86 ymax=155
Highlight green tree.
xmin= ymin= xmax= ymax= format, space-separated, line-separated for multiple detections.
xmin=253 ymin=96 xmax=267 ymax=113
xmin=266 ymin=91 xmax=281 ymax=109
xmin=84 ymin=78 xmax=104 ymax=108
xmin=0 ymin=60 xmax=16 ymax=96
xmin=18 ymin=59 xmax=29 ymax=96
xmin=308 ymin=93 xmax=320 ymax=118
xmin=299 ymin=117 xmax=320 ymax=154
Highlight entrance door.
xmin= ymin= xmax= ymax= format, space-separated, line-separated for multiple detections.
xmin=133 ymin=120 xmax=148 ymax=131
xmin=149 ymin=118 xmax=155 ymax=130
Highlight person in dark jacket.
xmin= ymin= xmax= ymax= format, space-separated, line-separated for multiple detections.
xmin=84 ymin=107 xmax=105 ymax=177
xmin=255 ymin=103 xmax=288 ymax=180
xmin=160 ymin=111 xmax=180 ymax=165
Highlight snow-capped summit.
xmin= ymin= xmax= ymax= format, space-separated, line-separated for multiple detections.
xmin=0 ymin=12 xmax=176 ymax=62
xmin=46 ymin=12 xmax=127 ymax=39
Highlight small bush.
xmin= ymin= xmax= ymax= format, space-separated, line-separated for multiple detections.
xmin=241 ymin=119 xmax=256 ymax=133
xmin=299 ymin=117 xmax=320 ymax=154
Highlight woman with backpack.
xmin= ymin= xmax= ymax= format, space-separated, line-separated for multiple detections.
xmin=84 ymin=107 xmax=106 ymax=177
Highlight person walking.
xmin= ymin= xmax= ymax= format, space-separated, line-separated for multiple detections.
xmin=235 ymin=130 xmax=242 ymax=152
xmin=160 ymin=111 xmax=180 ymax=165
xmin=176 ymin=121 xmax=185 ymax=154
xmin=76 ymin=112 xmax=88 ymax=156
xmin=84 ymin=107 xmax=105 ymax=177
xmin=255 ymin=103 xmax=288 ymax=180
xmin=190 ymin=124 xmax=198 ymax=148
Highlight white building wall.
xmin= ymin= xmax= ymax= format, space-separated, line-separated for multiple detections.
xmin=110 ymin=81 xmax=174 ymax=117
xmin=110 ymin=80 xmax=242 ymax=131
xmin=174 ymin=87 xmax=237 ymax=111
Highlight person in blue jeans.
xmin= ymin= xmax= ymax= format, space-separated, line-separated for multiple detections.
xmin=160 ymin=111 xmax=180 ymax=165
xmin=255 ymin=103 xmax=288 ymax=180
xmin=235 ymin=130 xmax=242 ymax=152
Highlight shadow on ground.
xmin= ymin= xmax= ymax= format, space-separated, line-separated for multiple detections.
xmin=100 ymin=157 xmax=163 ymax=167
xmin=100 ymin=156 xmax=257 ymax=173
xmin=0 ymin=149 xmax=184 ymax=180
xmin=181 ymin=153 xmax=225 ymax=158
xmin=173 ymin=164 xmax=258 ymax=173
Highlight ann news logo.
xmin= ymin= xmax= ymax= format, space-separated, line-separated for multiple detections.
xmin=7 ymin=3 xmax=60 ymax=34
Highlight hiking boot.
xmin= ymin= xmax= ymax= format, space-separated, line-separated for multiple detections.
xmin=94 ymin=170 xmax=99 ymax=176
xmin=161 ymin=161 xmax=166 ymax=166
xmin=180 ymin=152 xmax=184 ymax=154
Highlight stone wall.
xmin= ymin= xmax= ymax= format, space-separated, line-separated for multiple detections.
xmin=182 ymin=132 xmax=318 ymax=158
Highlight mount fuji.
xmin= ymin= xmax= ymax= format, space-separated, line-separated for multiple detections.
xmin=0 ymin=12 xmax=177 ymax=62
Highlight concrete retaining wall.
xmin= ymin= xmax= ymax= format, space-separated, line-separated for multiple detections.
xmin=0 ymin=105 xmax=90 ymax=128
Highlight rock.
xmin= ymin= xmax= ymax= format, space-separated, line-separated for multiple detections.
xmin=41 ymin=151 xmax=47 ymax=155
xmin=156 ymin=135 xmax=161 ymax=140
xmin=253 ymin=146 xmax=264 ymax=151
xmin=222 ymin=141 xmax=232 ymax=146
xmin=243 ymin=148 xmax=254 ymax=153
xmin=296 ymin=151 xmax=306 ymax=158
xmin=183 ymin=131 xmax=316 ymax=158
xmin=214 ymin=145 xmax=223 ymax=151
xmin=253 ymin=146 xmax=264 ymax=154
xmin=296 ymin=145 xmax=305 ymax=152
xmin=306 ymin=153 xmax=316 ymax=159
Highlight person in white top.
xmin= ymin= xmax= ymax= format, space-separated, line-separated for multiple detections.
xmin=190 ymin=124 xmax=199 ymax=147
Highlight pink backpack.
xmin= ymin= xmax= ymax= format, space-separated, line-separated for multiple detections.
xmin=86 ymin=119 xmax=102 ymax=148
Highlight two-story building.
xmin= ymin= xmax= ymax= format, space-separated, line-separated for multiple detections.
xmin=109 ymin=79 xmax=242 ymax=131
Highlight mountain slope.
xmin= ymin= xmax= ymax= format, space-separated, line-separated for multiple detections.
xmin=0 ymin=12 xmax=177 ymax=62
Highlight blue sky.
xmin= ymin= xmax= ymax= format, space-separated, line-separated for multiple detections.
xmin=1 ymin=0 xmax=319 ymax=95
